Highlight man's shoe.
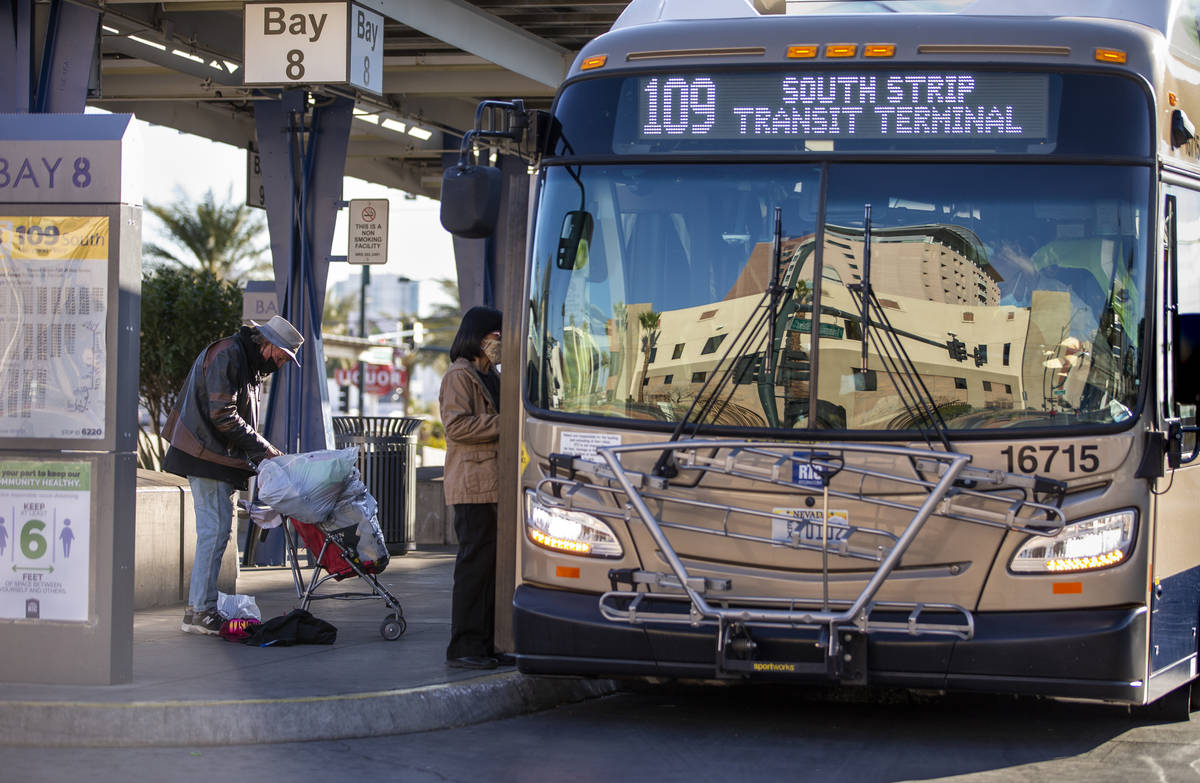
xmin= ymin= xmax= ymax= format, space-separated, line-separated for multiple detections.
xmin=181 ymin=608 xmax=223 ymax=636
xmin=493 ymin=652 xmax=517 ymax=666
xmin=446 ymin=655 xmax=499 ymax=670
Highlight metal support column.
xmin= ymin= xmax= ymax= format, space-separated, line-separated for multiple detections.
xmin=254 ymin=89 xmax=354 ymax=455
xmin=32 ymin=0 xmax=98 ymax=113
xmin=494 ymin=153 xmax=531 ymax=653
xmin=1 ymin=0 xmax=98 ymax=114
xmin=0 ymin=0 xmax=34 ymax=112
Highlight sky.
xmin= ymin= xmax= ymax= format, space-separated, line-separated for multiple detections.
xmin=138 ymin=120 xmax=457 ymax=289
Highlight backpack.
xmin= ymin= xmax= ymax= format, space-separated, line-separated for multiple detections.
xmin=242 ymin=609 xmax=337 ymax=647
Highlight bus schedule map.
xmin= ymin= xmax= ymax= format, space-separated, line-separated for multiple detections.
xmin=637 ymin=71 xmax=1049 ymax=141
xmin=0 ymin=216 xmax=108 ymax=440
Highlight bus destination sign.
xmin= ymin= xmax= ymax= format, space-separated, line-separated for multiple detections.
xmin=634 ymin=71 xmax=1049 ymax=142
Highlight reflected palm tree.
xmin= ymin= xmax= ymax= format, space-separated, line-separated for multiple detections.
xmin=637 ymin=310 xmax=661 ymax=403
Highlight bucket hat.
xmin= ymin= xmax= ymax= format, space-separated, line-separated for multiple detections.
xmin=252 ymin=315 xmax=304 ymax=366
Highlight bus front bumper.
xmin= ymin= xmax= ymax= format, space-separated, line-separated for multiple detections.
xmin=513 ymin=584 xmax=1148 ymax=703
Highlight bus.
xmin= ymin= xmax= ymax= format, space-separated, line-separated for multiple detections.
xmin=442 ymin=0 xmax=1200 ymax=714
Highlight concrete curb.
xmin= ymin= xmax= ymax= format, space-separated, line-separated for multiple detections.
xmin=0 ymin=673 xmax=619 ymax=748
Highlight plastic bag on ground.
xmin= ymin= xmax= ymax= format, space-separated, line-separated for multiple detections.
xmin=217 ymin=591 xmax=262 ymax=621
xmin=257 ymin=447 xmax=358 ymax=524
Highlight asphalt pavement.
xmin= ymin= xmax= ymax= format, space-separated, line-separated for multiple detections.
xmin=0 ymin=548 xmax=616 ymax=748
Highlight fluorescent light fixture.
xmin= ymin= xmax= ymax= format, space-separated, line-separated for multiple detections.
xmin=381 ymin=118 xmax=407 ymax=133
xmin=172 ymin=49 xmax=205 ymax=64
xmin=102 ymin=25 xmax=119 ymax=34
xmin=407 ymin=126 xmax=432 ymax=140
xmin=129 ymin=35 xmax=166 ymax=51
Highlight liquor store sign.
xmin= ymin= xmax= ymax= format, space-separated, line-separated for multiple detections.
xmin=334 ymin=364 xmax=406 ymax=395
xmin=243 ymin=1 xmax=383 ymax=95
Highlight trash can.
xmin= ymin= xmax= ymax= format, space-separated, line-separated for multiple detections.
xmin=333 ymin=416 xmax=423 ymax=555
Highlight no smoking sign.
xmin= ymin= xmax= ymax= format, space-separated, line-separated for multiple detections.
xmin=348 ymin=198 xmax=388 ymax=264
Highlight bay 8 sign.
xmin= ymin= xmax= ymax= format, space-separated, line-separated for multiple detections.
xmin=243 ymin=1 xmax=383 ymax=95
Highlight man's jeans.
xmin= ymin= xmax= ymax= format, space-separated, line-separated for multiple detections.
xmin=187 ymin=476 xmax=237 ymax=612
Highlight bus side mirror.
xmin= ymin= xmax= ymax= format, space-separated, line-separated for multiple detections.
xmin=556 ymin=210 xmax=594 ymax=270
xmin=440 ymin=164 xmax=501 ymax=239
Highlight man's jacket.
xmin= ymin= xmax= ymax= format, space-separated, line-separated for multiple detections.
xmin=439 ymin=357 xmax=499 ymax=505
xmin=163 ymin=326 xmax=275 ymax=472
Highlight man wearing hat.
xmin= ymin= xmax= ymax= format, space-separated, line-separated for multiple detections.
xmin=163 ymin=315 xmax=303 ymax=635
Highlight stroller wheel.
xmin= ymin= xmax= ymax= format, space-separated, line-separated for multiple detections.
xmin=380 ymin=613 xmax=406 ymax=641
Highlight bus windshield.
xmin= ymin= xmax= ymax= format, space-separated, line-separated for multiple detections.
xmin=527 ymin=161 xmax=1149 ymax=432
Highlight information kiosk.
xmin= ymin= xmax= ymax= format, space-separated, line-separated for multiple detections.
xmin=0 ymin=113 xmax=141 ymax=684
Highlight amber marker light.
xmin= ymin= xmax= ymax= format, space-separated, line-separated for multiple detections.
xmin=556 ymin=565 xmax=581 ymax=579
xmin=1045 ymin=550 xmax=1126 ymax=572
xmin=787 ymin=45 xmax=819 ymax=59
xmin=1170 ymin=92 xmax=1179 ymax=107
xmin=530 ymin=528 xmax=591 ymax=554
xmin=1052 ymin=581 xmax=1083 ymax=594
xmin=825 ymin=43 xmax=857 ymax=58
xmin=864 ymin=44 xmax=895 ymax=58
xmin=580 ymin=54 xmax=607 ymax=70
xmin=1095 ymin=48 xmax=1127 ymax=64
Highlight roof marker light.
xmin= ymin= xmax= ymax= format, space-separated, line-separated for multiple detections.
xmin=787 ymin=45 xmax=819 ymax=59
xmin=581 ymin=54 xmax=607 ymax=70
xmin=825 ymin=43 xmax=857 ymax=58
xmin=1095 ymin=48 xmax=1126 ymax=64
xmin=864 ymin=44 xmax=895 ymax=58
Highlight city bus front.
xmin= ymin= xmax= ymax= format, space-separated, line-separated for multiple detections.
xmin=512 ymin=15 xmax=1159 ymax=704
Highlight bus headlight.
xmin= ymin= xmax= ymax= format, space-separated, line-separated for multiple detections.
xmin=525 ymin=491 xmax=623 ymax=558
xmin=1009 ymin=510 xmax=1136 ymax=574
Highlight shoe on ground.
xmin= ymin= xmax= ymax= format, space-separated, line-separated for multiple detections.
xmin=493 ymin=652 xmax=517 ymax=666
xmin=446 ymin=655 xmax=499 ymax=670
xmin=181 ymin=608 xmax=223 ymax=636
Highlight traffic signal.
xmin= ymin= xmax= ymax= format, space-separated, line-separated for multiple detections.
xmin=946 ymin=337 xmax=968 ymax=362
xmin=338 ymin=385 xmax=350 ymax=413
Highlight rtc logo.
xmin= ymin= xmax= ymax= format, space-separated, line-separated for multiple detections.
xmin=334 ymin=364 xmax=406 ymax=395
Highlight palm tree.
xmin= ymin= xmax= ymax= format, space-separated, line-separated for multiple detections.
xmin=637 ymin=310 xmax=661 ymax=403
xmin=144 ymin=187 xmax=270 ymax=281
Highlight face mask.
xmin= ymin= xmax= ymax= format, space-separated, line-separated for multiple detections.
xmin=482 ymin=337 xmax=502 ymax=365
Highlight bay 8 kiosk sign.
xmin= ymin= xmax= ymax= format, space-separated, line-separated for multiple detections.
xmin=0 ymin=460 xmax=91 ymax=622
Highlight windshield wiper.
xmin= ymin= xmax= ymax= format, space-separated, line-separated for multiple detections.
xmin=651 ymin=207 xmax=791 ymax=478
xmin=847 ymin=204 xmax=954 ymax=454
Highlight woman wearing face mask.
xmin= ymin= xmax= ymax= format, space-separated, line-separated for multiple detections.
xmin=439 ymin=305 xmax=505 ymax=669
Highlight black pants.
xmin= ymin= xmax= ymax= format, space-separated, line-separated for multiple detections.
xmin=447 ymin=502 xmax=497 ymax=659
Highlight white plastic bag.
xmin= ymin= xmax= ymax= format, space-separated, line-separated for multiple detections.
xmin=217 ymin=591 xmax=262 ymax=621
xmin=257 ymin=447 xmax=358 ymax=523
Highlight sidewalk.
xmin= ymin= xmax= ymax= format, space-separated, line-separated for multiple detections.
xmin=0 ymin=548 xmax=616 ymax=748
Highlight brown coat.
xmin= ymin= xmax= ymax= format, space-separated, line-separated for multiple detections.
xmin=440 ymin=357 xmax=500 ymax=505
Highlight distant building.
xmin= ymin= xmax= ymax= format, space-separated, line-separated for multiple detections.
xmin=327 ymin=273 xmax=450 ymax=408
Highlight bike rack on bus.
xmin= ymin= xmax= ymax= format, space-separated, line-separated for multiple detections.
xmin=536 ymin=440 xmax=1066 ymax=680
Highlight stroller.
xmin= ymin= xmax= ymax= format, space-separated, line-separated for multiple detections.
xmin=251 ymin=448 xmax=407 ymax=641
xmin=282 ymin=514 xmax=407 ymax=640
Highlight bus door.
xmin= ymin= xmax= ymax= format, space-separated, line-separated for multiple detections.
xmin=1152 ymin=185 xmax=1200 ymax=690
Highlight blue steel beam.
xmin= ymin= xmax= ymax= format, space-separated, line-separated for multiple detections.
xmin=33 ymin=0 xmax=99 ymax=113
xmin=255 ymin=90 xmax=354 ymax=455
xmin=0 ymin=0 xmax=34 ymax=111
